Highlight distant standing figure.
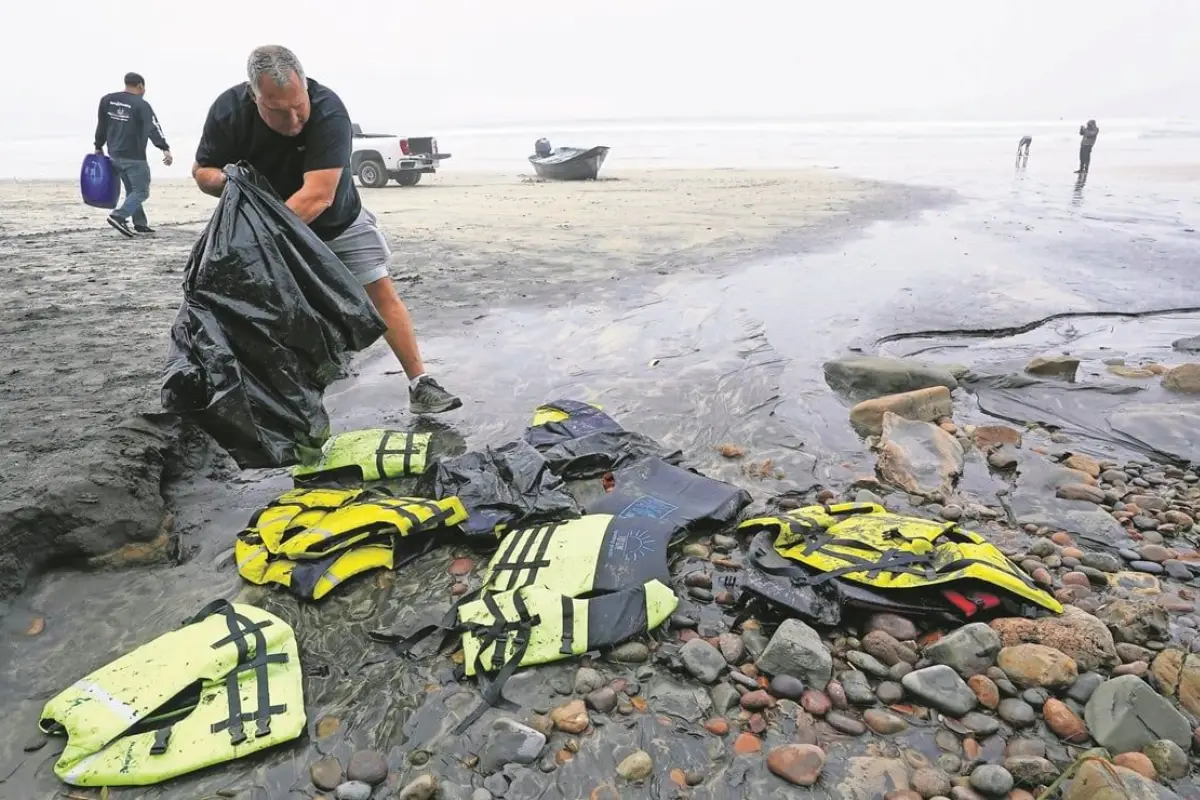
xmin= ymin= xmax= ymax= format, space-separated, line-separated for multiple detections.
xmin=1077 ymin=120 xmax=1099 ymax=173
xmin=94 ymin=72 xmax=173 ymax=237
xmin=1016 ymin=136 xmax=1032 ymax=157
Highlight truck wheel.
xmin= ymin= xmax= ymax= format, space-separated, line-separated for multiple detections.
xmin=394 ymin=171 xmax=422 ymax=187
xmin=357 ymin=159 xmax=388 ymax=188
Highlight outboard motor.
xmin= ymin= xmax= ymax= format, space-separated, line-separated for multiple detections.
xmin=534 ymin=138 xmax=552 ymax=158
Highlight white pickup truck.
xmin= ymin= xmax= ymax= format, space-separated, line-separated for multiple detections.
xmin=350 ymin=124 xmax=451 ymax=188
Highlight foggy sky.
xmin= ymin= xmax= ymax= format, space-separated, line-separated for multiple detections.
xmin=4 ymin=0 xmax=1198 ymax=142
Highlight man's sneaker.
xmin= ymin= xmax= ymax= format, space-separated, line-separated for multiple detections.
xmin=106 ymin=214 xmax=134 ymax=238
xmin=134 ymin=224 xmax=155 ymax=234
xmin=409 ymin=376 xmax=462 ymax=414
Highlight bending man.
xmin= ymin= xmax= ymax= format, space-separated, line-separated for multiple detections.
xmin=190 ymin=45 xmax=461 ymax=415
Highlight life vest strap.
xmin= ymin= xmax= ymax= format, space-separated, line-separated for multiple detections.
xmin=375 ymin=430 xmax=422 ymax=478
xmin=488 ymin=523 xmax=560 ymax=592
xmin=559 ymin=596 xmax=575 ymax=655
xmin=149 ymin=725 xmax=173 ymax=756
xmin=453 ymin=590 xmax=541 ymax=735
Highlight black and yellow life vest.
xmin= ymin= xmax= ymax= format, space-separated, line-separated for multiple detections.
xmin=292 ymin=428 xmax=431 ymax=485
xmin=586 ymin=457 xmax=751 ymax=534
xmin=525 ymin=400 xmax=618 ymax=448
xmin=39 ymin=600 xmax=305 ymax=787
xmin=375 ymin=513 xmax=681 ymax=733
xmin=737 ymin=502 xmax=1062 ymax=614
xmin=235 ymin=487 xmax=467 ymax=600
xmin=524 ymin=399 xmax=683 ymax=478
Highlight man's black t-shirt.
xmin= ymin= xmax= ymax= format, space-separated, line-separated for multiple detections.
xmin=194 ymin=78 xmax=361 ymax=241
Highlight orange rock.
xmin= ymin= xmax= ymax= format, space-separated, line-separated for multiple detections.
xmin=448 ymin=557 xmax=473 ymax=576
xmin=1113 ymin=752 xmax=1157 ymax=781
xmin=670 ymin=768 xmax=688 ymax=786
xmin=1062 ymin=546 xmax=1085 ymax=560
xmin=732 ymin=733 xmax=762 ymax=755
xmin=967 ymin=675 xmax=1000 ymax=709
xmin=556 ymin=749 xmax=574 ymax=765
xmin=963 ymin=738 xmax=980 ymax=760
xmin=631 ymin=696 xmax=648 ymax=712
xmin=716 ymin=443 xmax=746 ymax=459
xmin=704 ymin=718 xmax=729 ymax=736
xmin=1042 ymin=698 xmax=1088 ymax=743
xmin=1051 ymin=531 xmax=1074 ymax=546
xmin=315 ymin=715 xmax=340 ymax=738
xmin=550 ymin=699 xmax=590 ymax=734
xmin=25 ymin=616 xmax=45 ymax=636
xmin=918 ymin=631 xmax=943 ymax=648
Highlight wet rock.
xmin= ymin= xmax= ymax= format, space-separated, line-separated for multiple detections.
xmin=969 ymin=764 xmax=1013 ymax=797
xmin=1095 ymin=599 xmax=1169 ymax=646
xmin=397 ymin=775 xmax=438 ymax=800
xmin=863 ymin=629 xmax=918 ymax=666
xmin=586 ymin=687 xmax=617 ymax=714
xmin=648 ymin=678 xmax=712 ymax=722
xmin=847 ymin=650 xmax=892 ymax=678
xmin=767 ymin=743 xmax=826 ymax=786
xmin=1117 ymin=643 xmax=1155 ymax=664
xmin=550 ymin=700 xmax=590 ymax=734
xmin=1042 ymin=698 xmax=1088 ymax=743
xmin=717 ymin=632 xmax=745 ymax=664
xmin=484 ymin=773 xmax=511 ymax=796
xmin=838 ymin=757 xmax=913 ymax=800
xmin=997 ymin=644 xmax=1078 ymax=688
xmin=868 ymin=613 xmax=920 ymax=642
xmin=335 ymin=782 xmax=372 ymax=800
xmin=1058 ymin=483 xmax=1106 ymax=503
xmin=1163 ymin=363 xmax=1200 ymax=393
xmin=1152 ymin=649 xmax=1184 ymax=696
xmin=1113 ymin=752 xmax=1157 ymax=781
xmin=1174 ymin=336 xmax=1200 ymax=353
xmin=960 ymin=711 xmax=1000 ymax=736
xmin=1081 ymin=551 xmax=1122 ymax=573
xmin=1063 ymin=760 xmax=1179 ymax=800
xmin=824 ymin=356 xmax=959 ymax=400
xmin=733 ymin=732 xmax=762 ymax=754
xmin=311 ymin=757 xmax=344 ymax=791
xmin=990 ymin=606 xmax=1119 ymax=671
xmin=1064 ymin=454 xmax=1102 ymax=477
xmin=827 ymin=679 xmax=849 ymax=709
xmin=1131 ymin=560 xmax=1164 ymax=574
xmin=740 ymin=689 xmax=775 ymax=711
xmin=877 ymin=681 xmax=905 ymax=704
xmin=346 ymin=750 xmax=388 ymax=786
xmin=610 ymin=641 xmax=650 ymax=663
xmin=1004 ymin=756 xmax=1057 ymax=787
xmin=988 ymin=447 xmax=1018 ymax=470
xmin=1142 ymin=739 xmax=1189 ymax=780
xmin=911 ymin=767 xmax=952 ymax=798
xmin=850 ymin=386 xmax=954 ymax=435
xmin=876 ymin=413 xmax=965 ymax=497
xmin=481 ymin=719 xmax=547 ymax=773
xmin=1084 ymin=674 xmax=1191 ymax=752
xmin=616 ymin=750 xmax=653 ymax=782
xmin=801 ymin=689 xmax=832 ymax=716
xmin=756 ymin=618 xmax=832 ymax=689
xmin=941 ymin=504 xmax=964 ymax=521
xmin=827 ymin=711 xmax=867 ymax=735
xmin=1067 ymin=672 xmax=1105 ymax=703
xmin=704 ymin=717 xmax=729 ymax=736
xmin=901 ymin=665 xmax=977 ymax=716
xmin=997 ymin=698 xmax=1035 ymax=728
xmin=768 ymin=674 xmax=805 ymax=700
xmin=925 ymin=622 xmax=1001 ymax=677
xmin=1026 ymin=355 xmax=1079 ymax=380
xmin=890 ymin=661 xmax=914 ymax=680
xmin=472 ymin=790 xmax=494 ymax=800
xmin=842 ymin=670 xmax=878 ymax=705
xmin=575 ymin=667 xmax=605 ymax=694
xmin=709 ymin=683 xmax=739 ymax=714
xmin=865 ymin=708 xmax=909 ymax=734
xmin=967 ymin=675 xmax=1000 ymax=709
xmin=681 ymin=638 xmax=726 ymax=684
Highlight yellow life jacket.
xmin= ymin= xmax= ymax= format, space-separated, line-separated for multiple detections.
xmin=234 ymin=488 xmax=467 ymax=601
xmin=39 ymin=600 xmax=305 ymax=787
xmin=738 ymin=502 xmax=1062 ymax=614
xmin=292 ymin=428 xmax=431 ymax=484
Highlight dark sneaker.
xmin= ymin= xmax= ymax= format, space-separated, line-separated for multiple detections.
xmin=106 ymin=214 xmax=134 ymax=238
xmin=134 ymin=225 xmax=156 ymax=234
xmin=409 ymin=376 xmax=462 ymax=414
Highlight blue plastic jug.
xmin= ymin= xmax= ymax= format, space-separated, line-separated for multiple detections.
xmin=80 ymin=153 xmax=120 ymax=209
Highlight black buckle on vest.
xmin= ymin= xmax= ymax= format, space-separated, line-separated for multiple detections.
xmin=149 ymin=725 xmax=173 ymax=756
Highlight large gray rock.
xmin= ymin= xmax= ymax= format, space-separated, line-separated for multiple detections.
xmin=756 ymin=619 xmax=832 ymax=690
xmin=875 ymin=413 xmax=964 ymax=497
xmin=925 ymin=622 xmax=1001 ymax=677
xmin=479 ymin=719 xmax=546 ymax=773
xmin=1084 ymin=674 xmax=1191 ymax=753
xmin=1095 ymin=599 xmax=1169 ymax=647
xmin=849 ymin=386 xmax=953 ymax=436
xmin=1002 ymin=453 xmax=1131 ymax=551
xmin=823 ymin=356 xmax=959 ymax=400
xmin=680 ymin=638 xmax=726 ymax=684
xmin=1064 ymin=760 xmax=1180 ymax=800
xmin=1173 ymin=335 xmax=1200 ymax=353
xmin=900 ymin=665 xmax=977 ymax=716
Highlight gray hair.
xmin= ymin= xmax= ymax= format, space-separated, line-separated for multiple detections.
xmin=246 ymin=45 xmax=305 ymax=96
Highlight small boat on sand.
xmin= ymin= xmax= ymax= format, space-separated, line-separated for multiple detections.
xmin=528 ymin=139 xmax=610 ymax=181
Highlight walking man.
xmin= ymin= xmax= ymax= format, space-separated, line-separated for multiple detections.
xmin=190 ymin=45 xmax=462 ymax=415
xmin=94 ymin=72 xmax=173 ymax=236
xmin=1076 ymin=120 xmax=1099 ymax=174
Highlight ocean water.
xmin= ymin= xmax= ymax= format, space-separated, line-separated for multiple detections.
xmin=5 ymin=116 xmax=1200 ymax=189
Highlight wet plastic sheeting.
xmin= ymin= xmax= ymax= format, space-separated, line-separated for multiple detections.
xmin=159 ymin=163 xmax=387 ymax=469
xmin=415 ymin=439 xmax=582 ymax=538
xmin=586 ymin=457 xmax=752 ymax=534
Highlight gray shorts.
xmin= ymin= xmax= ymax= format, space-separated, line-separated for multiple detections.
xmin=326 ymin=207 xmax=392 ymax=285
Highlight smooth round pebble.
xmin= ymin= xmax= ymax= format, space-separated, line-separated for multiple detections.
xmin=997 ymin=698 xmax=1036 ymax=728
xmin=769 ymin=674 xmax=806 ymax=700
xmin=335 ymin=781 xmax=373 ymax=800
xmin=969 ymin=764 xmax=1014 ymax=796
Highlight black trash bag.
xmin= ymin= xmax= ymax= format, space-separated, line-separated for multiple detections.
xmin=415 ymin=439 xmax=582 ymax=538
xmin=524 ymin=399 xmax=683 ymax=480
xmin=160 ymin=163 xmax=387 ymax=469
xmin=586 ymin=457 xmax=751 ymax=534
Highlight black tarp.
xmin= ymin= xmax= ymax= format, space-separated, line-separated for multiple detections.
xmin=415 ymin=439 xmax=582 ymax=538
xmin=524 ymin=399 xmax=683 ymax=479
xmin=160 ymin=163 xmax=388 ymax=469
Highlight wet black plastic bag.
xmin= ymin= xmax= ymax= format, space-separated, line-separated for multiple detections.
xmin=415 ymin=439 xmax=582 ymax=538
xmin=524 ymin=399 xmax=683 ymax=479
xmin=160 ymin=163 xmax=387 ymax=469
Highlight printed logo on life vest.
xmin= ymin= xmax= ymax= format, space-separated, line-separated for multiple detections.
xmin=615 ymin=495 xmax=678 ymax=521
xmin=606 ymin=526 xmax=657 ymax=561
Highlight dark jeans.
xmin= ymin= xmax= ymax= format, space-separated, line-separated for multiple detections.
xmin=1079 ymin=144 xmax=1094 ymax=172
xmin=111 ymin=157 xmax=151 ymax=227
